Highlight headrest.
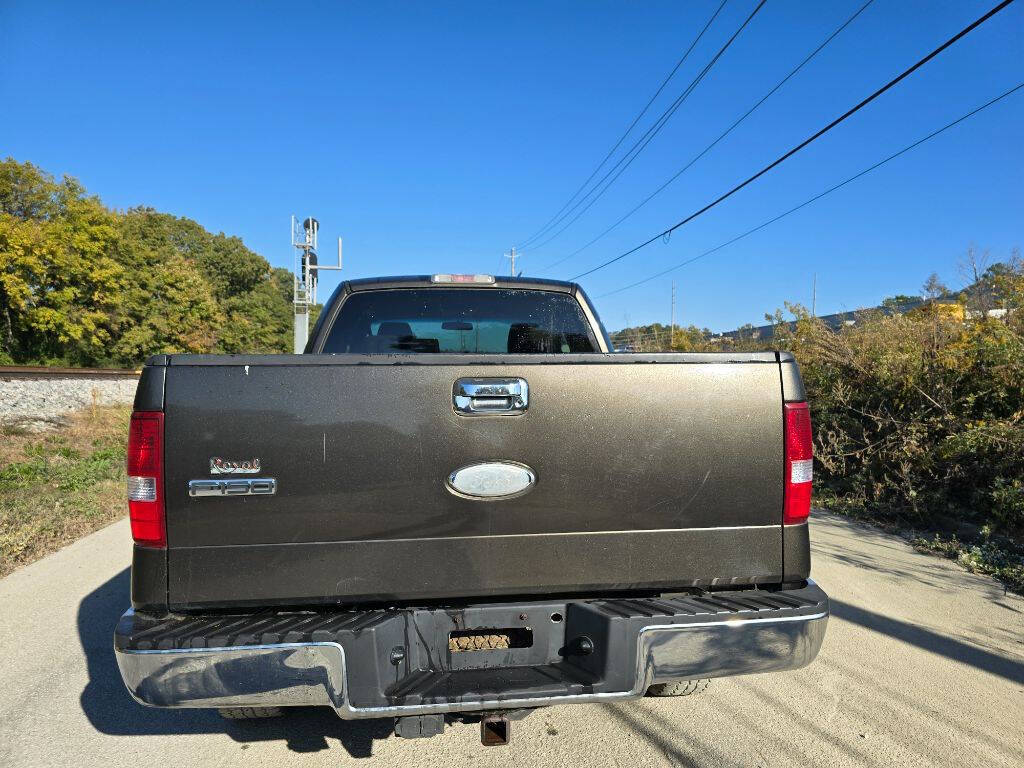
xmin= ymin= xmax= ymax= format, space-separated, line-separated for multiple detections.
xmin=508 ymin=323 xmax=548 ymax=353
xmin=377 ymin=322 xmax=413 ymax=337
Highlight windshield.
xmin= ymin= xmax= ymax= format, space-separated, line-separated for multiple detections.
xmin=320 ymin=288 xmax=599 ymax=354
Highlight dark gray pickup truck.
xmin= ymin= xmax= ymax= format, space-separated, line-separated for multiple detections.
xmin=115 ymin=274 xmax=827 ymax=745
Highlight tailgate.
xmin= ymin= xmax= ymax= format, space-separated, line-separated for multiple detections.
xmin=162 ymin=354 xmax=785 ymax=608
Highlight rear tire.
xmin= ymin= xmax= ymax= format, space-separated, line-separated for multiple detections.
xmin=646 ymin=679 xmax=710 ymax=697
xmin=217 ymin=707 xmax=285 ymax=720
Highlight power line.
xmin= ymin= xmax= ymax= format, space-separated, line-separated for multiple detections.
xmin=516 ymin=0 xmax=731 ymax=250
xmin=597 ymin=81 xmax=1024 ymax=298
xmin=519 ymin=0 xmax=766 ymax=253
xmin=571 ymin=0 xmax=1018 ymax=282
xmin=523 ymin=0 xmax=767 ymax=254
xmin=542 ymin=0 xmax=876 ymax=273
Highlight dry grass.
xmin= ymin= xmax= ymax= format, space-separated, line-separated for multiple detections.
xmin=0 ymin=404 xmax=131 ymax=577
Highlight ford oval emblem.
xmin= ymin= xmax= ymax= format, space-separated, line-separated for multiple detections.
xmin=447 ymin=461 xmax=536 ymax=500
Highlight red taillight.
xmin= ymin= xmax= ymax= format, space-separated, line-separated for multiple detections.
xmin=783 ymin=401 xmax=813 ymax=525
xmin=127 ymin=411 xmax=165 ymax=547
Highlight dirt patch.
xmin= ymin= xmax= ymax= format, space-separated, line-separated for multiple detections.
xmin=817 ymin=498 xmax=1024 ymax=595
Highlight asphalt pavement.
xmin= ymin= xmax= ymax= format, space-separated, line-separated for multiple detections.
xmin=0 ymin=511 xmax=1021 ymax=767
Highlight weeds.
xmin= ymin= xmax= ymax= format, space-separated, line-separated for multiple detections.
xmin=0 ymin=405 xmax=130 ymax=576
xmin=776 ymin=257 xmax=1024 ymax=592
xmin=684 ymin=254 xmax=1024 ymax=593
xmin=912 ymin=533 xmax=1024 ymax=593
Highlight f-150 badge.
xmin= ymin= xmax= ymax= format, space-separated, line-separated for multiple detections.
xmin=210 ymin=457 xmax=261 ymax=475
xmin=189 ymin=478 xmax=276 ymax=497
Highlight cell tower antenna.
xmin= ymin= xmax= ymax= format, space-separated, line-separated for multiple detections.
xmin=292 ymin=215 xmax=343 ymax=353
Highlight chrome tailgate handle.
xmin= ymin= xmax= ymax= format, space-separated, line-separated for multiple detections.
xmin=453 ymin=378 xmax=528 ymax=416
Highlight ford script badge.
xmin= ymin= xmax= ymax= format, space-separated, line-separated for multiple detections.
xmin=446 ymin=461 xmax=536 ymax=500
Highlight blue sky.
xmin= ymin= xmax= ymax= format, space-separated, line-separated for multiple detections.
xmin=2 ymin=1 xmax=1021 ymax=332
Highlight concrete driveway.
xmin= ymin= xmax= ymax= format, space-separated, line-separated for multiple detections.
xmin=1 ymin=512 xmax=1021 ymax=767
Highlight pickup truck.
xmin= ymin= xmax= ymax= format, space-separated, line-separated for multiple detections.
xmin=114 ymin=274 xmax=828 ymax=746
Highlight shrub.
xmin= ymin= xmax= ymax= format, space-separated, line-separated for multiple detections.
xmin=769 ymin=259 xmax=1024 ymax=543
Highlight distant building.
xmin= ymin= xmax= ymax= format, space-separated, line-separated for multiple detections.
xmin=718 ymin=297 xmax=952 ymax=340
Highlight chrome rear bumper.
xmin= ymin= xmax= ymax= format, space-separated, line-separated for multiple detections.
xmin=115 ymin=584 xmax=828 ymax=719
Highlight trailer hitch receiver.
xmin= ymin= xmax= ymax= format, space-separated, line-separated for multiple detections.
xmin=481 ymin=715 xmax=510 ymax=746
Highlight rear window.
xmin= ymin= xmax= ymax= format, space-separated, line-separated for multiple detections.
xmin=321 ymin=288 xmax=598 ymax=354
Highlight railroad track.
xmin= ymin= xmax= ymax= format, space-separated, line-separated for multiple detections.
xmin=0 ymin=365 xmax=140 ymax=380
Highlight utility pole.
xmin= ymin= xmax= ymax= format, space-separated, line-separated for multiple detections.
xmin=669 ymin=282 xmax=676 ymax=350
xmin=812 ymin=273 xmax=817 ymax=317
xmin=505 ymin=246 xmax=517 ymax=277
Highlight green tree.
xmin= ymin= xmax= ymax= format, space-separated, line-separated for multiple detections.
xmin=0 ymin=157 xmax=295 ymax=364
xmin=880 ymin=294 xmax=919 ymax=310
xmin=119 ymin=208 xmax=267 ymax=299
xmin=111 ymin=248 xmax=224 ymax=362
xmin=0 ymin=167 xmax=126 ymax=365
xmin=0 ymin=159 xmax=59 ymax=220
xmin=217 ymin=268 xmax=294 ymax=354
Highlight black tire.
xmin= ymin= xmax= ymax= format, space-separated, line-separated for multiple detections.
xmin=217 ymin=707 xmax=285 ymax=720
xmin=646 ymin=679 xmax=710 ymax=697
